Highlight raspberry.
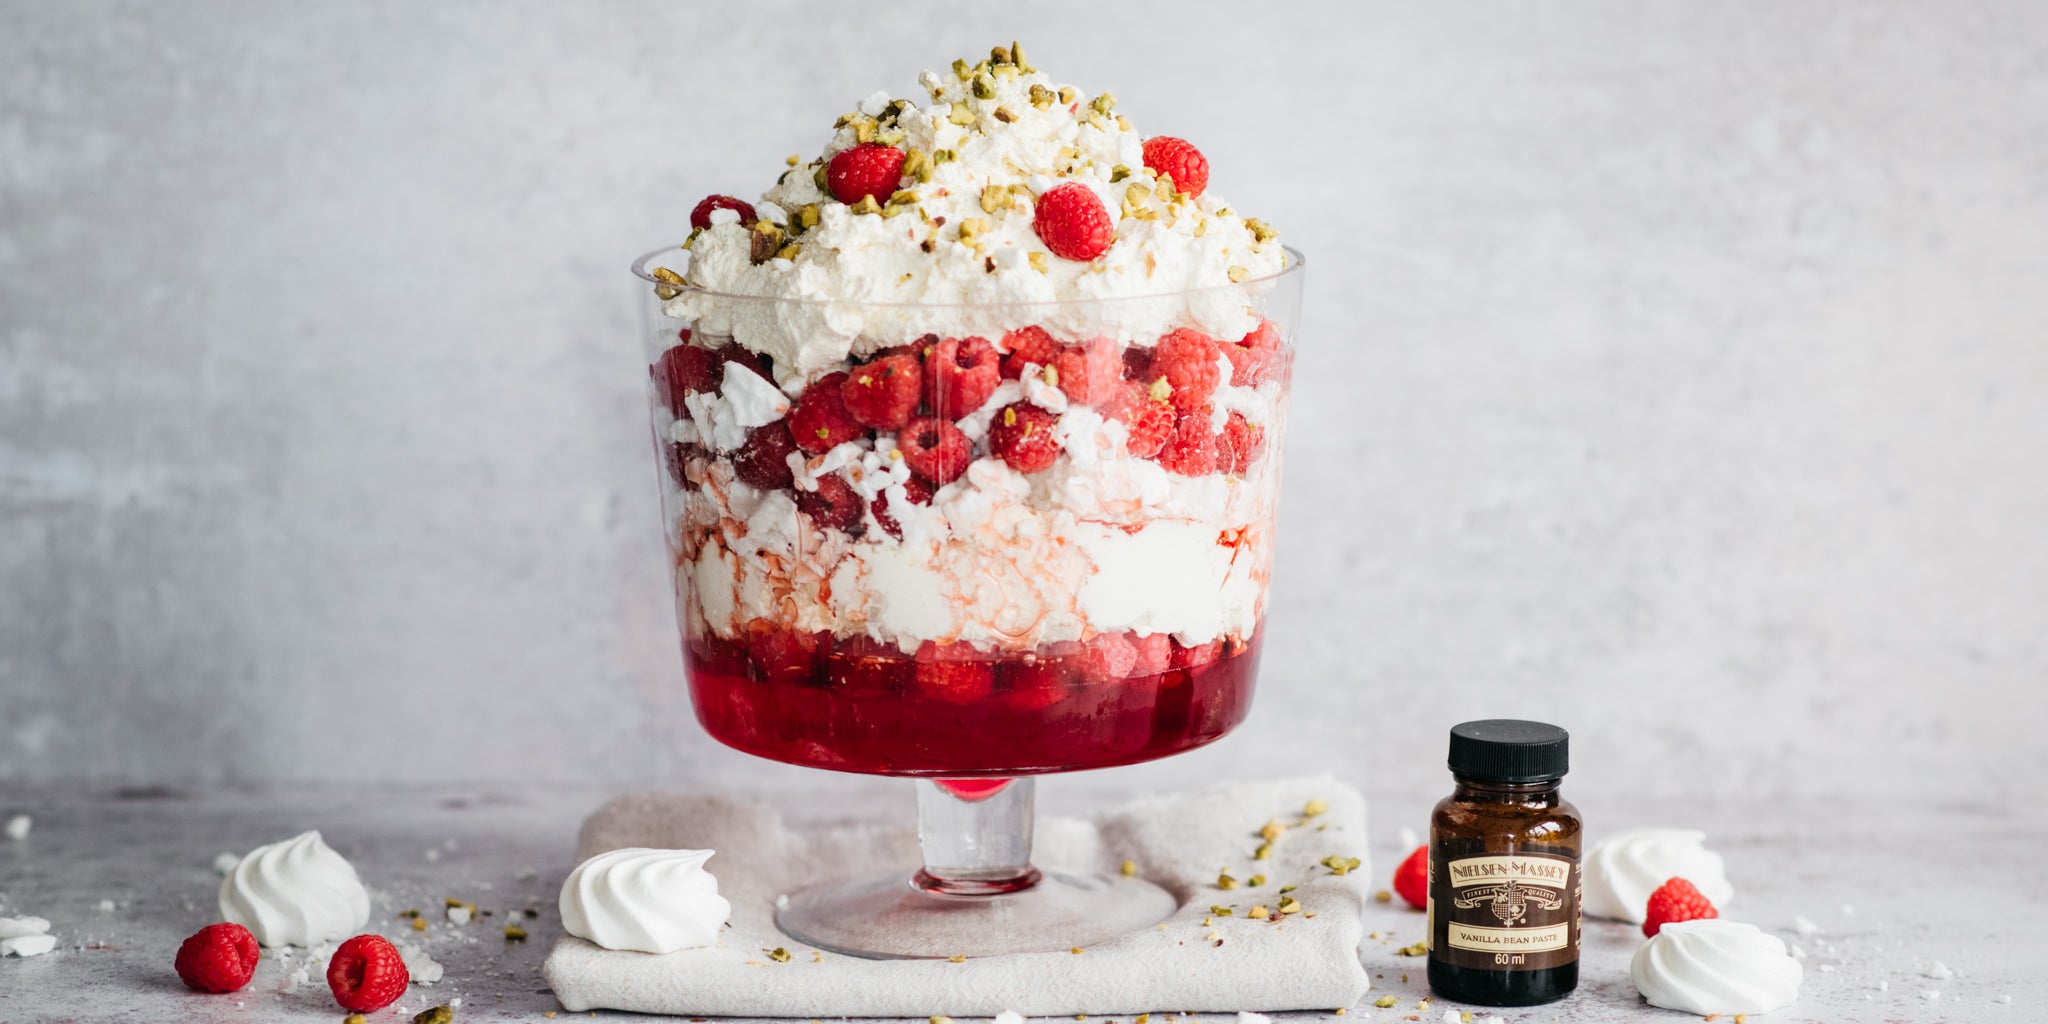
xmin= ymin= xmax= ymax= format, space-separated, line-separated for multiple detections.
xmin=745 ymin=621 xmax=826 ymax=686
xmin=1170 ymin=637 xmax=1224 ymax=670
xmin=663 ymin=440 xmax=707 ymax=490
xmin=652 ymin=339 xmax=721 ymax=416
xmin=1106 ymin=385 xmax=1176 ymax=458
xmin=1051 ymin=337 xmax=1123 ymax=406
xmin=912 ymin=642 xmax=994 ymax=704
xmin=1141 ymin=137 xmax=1210 ymax=197
xmin=174 ymin=922 xmax=260 ymax=993
xmin=1217 ymin=412 xmax=1266 ymax=475
xmin=828 ymin=636 xmax=913 ymax=697
xmin=826 ymin=142 xmax=906 ymax=205
xmin=690 ymin=194 xmax=757 ymax=231
xmin=1033 ymin=181 xmax=1115 ymax=261
xmin=840 ymin=354 xmax=923 ymax=429
xmin=924 ymin=336 xmax=1002 ymax=416
xmin=1076 ymin=632 xmax=1139 ymax=685
xmin=987 ymin=403 xmax=1063 ymax=473
xmin=326 ymin=934 xmax=410 ymax=1013
xmin=1000 ymin=658 xmax=1072 ymax=711
xmin=1221 ymin=319 xmax=1284 ymax=387
xmin=1150 ymin=328 xmax=1221 ymax=411
xmin=1129 ymin=633 xmax=1174 ymax=676
xmin=1392 ymin=845 xmax=1429 ymax=909
xmin=1121 ymin=345 xmax=1154 ymax=382
xmin=896 ymin=417 xmax=972 ymax=485
xmin=1642 ymin=877 xmax=1719 ymax=938
xmin=731 ymin=422 xmax=797 ymax=490
xmin=1000 ymin=325 xmax=1061 ymax=379
xmin=788 ymin=372 xmax=865 ymax=453
xmin=1154 ymin=411 xmax=1218 ymax=476
xmin=793 ymin=473 xmax=865 ymax=534
xmin=870 ymin=475 xmax=935 ymax=540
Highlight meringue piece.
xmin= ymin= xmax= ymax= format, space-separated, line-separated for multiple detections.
xmin=559 ymin=848 xmax=730 ymax=954
xmin=4 ymin=814 xmax=30 ymax=840
xmin=1583 ymin=828 xmax=1733 ymax=923
xmin=1 ymin=933 xmax=56 ymax=957
xmin=399 ymin=942 xmax=443 ymax=984
xmin=1632 ymin=920 xmax=1802 ymax=1015
xmin=0 ymin=916 xmax=51 ymax=939
xmin=218 ymin=830 xmax=371 ymax=946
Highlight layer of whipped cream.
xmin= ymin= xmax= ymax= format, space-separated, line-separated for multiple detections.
xmin=218 ymin=830 xmax=371 ymax=947
xmin=1632 ymin=920 xmax=1802 ymax=1015
xmin=1583 ymin=828 xmax=1735 ymax=923
xmin=668 ymin=364 xmax=1282 ymax=652
xmin=665 ymin=49 xmax=1284 ymax=374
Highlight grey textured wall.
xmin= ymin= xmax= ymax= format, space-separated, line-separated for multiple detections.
xmin=4 ymin=1 xmax=2045 ymax=805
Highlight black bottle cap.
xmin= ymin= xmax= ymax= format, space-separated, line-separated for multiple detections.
xmin=1448 ymin=719 xmax=1569 ymax=782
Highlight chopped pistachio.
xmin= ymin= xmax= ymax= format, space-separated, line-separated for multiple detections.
xmin=410 ymin=916 xmax=428 ymax=931
xmin=877 ymin=128 xmax=907 ymax=146
xmin=956 ymin=217 xmax=990 ymax=243
xmin=1030 ymin=83 xmax=1056 ymax=109
xmin=1027 ymin=251 xmax=1049 ymax=273
xmin=902 ymin=149 xmax=931 ymax=183
xmin=1057 ymin=85 xmax=1077 ymax=105
xmin=1120 ymin=859 xmax=1137 ymax=876
xmin=1109 ymin=164 xmax=1131 ymax=183
xmin=775 ymin=242 xmax=803 ymax=259
xmin=1303 ymin=798 xmax=1329 ymax=817
xmin=1373 ymin=996 xmax=1399 ymax=1009
xmin=1010 ymin=40 xmax=1029 ymax=71
xmin=971 ymin=73 xmax=997 ymax=100
xmin=1321 ymin=854 xmax=1364 ymax=875
xmin=1374 ymin=889 xmax=1393 ymax=903
xmin=1254 ymin=841 xmax=1273 ymax=861
xmin=947 ymin=953 xmax=966 ymax=962
xmin=932 ymin=148 xmax=957 ymax=164
xmin=798 ymin=203 xmax=820 ymax=229
xmin=504 ymin=924 xmax=528 ymax=940
xmin=993 ymin=106 xmax=1015 ymax=123
xmin=980 ymin=185 xmax=1008 ymax=214
xmin=889 ymin=189 xmax=921 ymax=206
xmin=1279 ymin=896 xmax=1302 ymax=914
xmin=1216 ymin=872 xmax=1239 ymax=890
xmin=1279 ymin=884 xmax=1297 ymax=893
xmin=412 ymin=1008 xmax=453 ymax=1024
xmin=1135 ymin=1017 xmax=1148 ymax=1024
xmin=1248 ymin=905 xmax=1270 ymax=920
xmin=1248 ymin=874 xmax=1267 ymax=887
xmin=931 ymin=1017 xmax=953 ymax=1024
xmin=848 ymin=195 xmax=882 ymax=216
xmin=1116 ymin=114 xmax=1131 ymax=131
xmin=768 ymin=947 xmax=792 ymax=962
xmin=1228 ymin=265 xmax=1250 ymax=283
xmin=952 ymin=58 xmax=972 ymax=80
xmin=1396 ymin=940 xmax=1429 ymax=957
xmin=1209 ymin=905 xmax=1233 ymax=917
xmin=949 ymin=101 xmax=976 ymax=126
xmin=990 ymin=44 xmax=1011 ymax=64
xmin=1070 ymin=946 xmax=1085 ymax=954
xmin=1259 ymin=819 xmax=1285 ymax=841
xmin=345 ymin=1016 xmax=369 ymax=1024
xmin=813 ymin=165 xmax=830 ymax=191
xmin=1148 ymin=377 xmax=1172 ymax=402
xmin=853 ymin=119 xmax=876 ymax=144
xmin=1192 ymin=218 xmax=1208 ymax=237
xmin=1334 ymin=1010 xmax=1347 ymax=1017
xmin=1246 ymin=217 xmax=1278 ymax=243
xmin=1090 ymin=92 xmax=1116 ymax=115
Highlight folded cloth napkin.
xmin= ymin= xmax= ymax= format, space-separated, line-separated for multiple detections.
xmin=543 ymin=776 xmax=1372 ymax=1017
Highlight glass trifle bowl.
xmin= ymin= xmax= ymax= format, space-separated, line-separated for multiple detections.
xmin=629 ymin=42 xmax=1302 ymax=959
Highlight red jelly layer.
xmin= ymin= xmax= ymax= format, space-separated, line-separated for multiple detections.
xmin=683 ymin=632 xmax=1261 ymax=777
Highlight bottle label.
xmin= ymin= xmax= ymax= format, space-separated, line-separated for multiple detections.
xmin=1428 ymin=851 xmax=1579 ymax=971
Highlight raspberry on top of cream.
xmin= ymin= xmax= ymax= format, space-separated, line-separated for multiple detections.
xmin=665 ymin=42 xmax=1286 ymax=373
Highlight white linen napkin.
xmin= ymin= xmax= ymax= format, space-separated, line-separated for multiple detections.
xmin=542 ymin=776 xmax=1372 ymax=1016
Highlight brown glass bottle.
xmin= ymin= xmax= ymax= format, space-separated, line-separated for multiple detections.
xmin=1426 ymin=720 xmax=1581 ymax=1007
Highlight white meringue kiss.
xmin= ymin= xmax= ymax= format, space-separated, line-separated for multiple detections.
xmin=1633 ymin=919 xmax=1802 ymax=1015
xmin=559 ymin=848 xmax=730 ymax=954
xmin=1583 ymin=828 xmax=1733 ymax=923
xmin=218 ymin=830 xmax=370 ymax=946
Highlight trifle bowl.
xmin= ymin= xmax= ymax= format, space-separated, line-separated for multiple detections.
xmin=632 ymin=43 xmax=1303 ymax=958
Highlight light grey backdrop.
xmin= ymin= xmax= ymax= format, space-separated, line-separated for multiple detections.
xmin=4 ymin=1 xmax=2044 ymax=807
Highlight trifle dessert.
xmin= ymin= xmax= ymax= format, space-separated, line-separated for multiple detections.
xmin=639 ymin=42 xmax=1298 ymax=780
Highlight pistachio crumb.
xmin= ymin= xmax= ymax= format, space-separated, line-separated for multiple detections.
xmin=1304 ymin=798 xmax=1329 ymax=817
xmin=1030 ymin=83 xmax=1056 ymax=109
xmin=952 ymin=58 xmax=972 ymax=80
xmin=993 ymin=106 xmax=1015 ymax=123
xmin=1110 ymin=164 xmax=1131 ymax=183
xmin=1279 ymin=896 xmax=1303 ymax=914
xmin=1248 ymin=874 xmax=1267 ymax=887
xmin=1058 ymin=85 xmax=1077 ymax=105
xmin=412 ymin=1008 xmax=453 ymax=1024
xmin=1228 ymin=265 xmax=1250 ymax=283
xmin=504 ymin=924 xmax=528 ymax=941
xmin=410 ymin=916 xmax=428 ymax=931
xmin=1374 ymin=890 xmax=1393 ymax=903
xmin=932 ymin=1017 xmax=953 ymax=1024
xmin=849 ymin=195 xmax=882 ymax=216
xmin=1374 ymin=996 xmax=1399 ymax=1009
xmin=980 ymin=185 xmax=1008 ymax=214
xmin=971 ymin=73 xmax=997 ymax=100
xmin=1070 ymin=946 xmax=1085 ymax=954
xmin=1209 ymin=905 xmax=1233 ymax=917
xmin=1090 ymin=92 xmax=1116 ymax=115
xmin=1279 ymin=884 xmax=1297 ymax=894
xmin=1248 ymin=905 xmax=1270 ymax=919
xmin=1027 ymin=251 xmax=1049 ymax=273
xmin=947 ymin=954 xmax=966 ymax=963
xmin=1254 ymin=841 xmax=1274 ymax=861
xmin=1334 ymin=1011 xmax=1347 ymax=1017
xmin=345 ymin=1016 xmax=368 ymax=1024
xmin=1120 ymin=859 xmax=1137 ymax=876
xmin=949 ymin=101 xmax=976 ymax=126
xmin=1259 ymin=819 xmax=1285 ymax=841
xmin=1216 ymin=872 xmax=1239 ymax=890
xmin=1396 ymin=940 xmax=1429 ymax=956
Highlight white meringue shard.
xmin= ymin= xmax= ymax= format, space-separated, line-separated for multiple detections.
xmin=218 ymin=830 xmax=371 ymax=947
xmin=1583 ymin=828 xmax=1733 ymax=923
xmin=1632 ymin=920 xmax=1802 ymax=1015
xmin=559 ymin=848 xmax=730 ymax=954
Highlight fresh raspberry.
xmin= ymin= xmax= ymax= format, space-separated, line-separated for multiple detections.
xmin=1106 ymin=384 xmax=1176 ymax=458
xmin=827 ymin=636 xmax=913 ymax=697
xmin=1642 ymin=878 xmax=1719 ymax=938
xmin=913 ymin=642 xmax=995 ymax=704
xmin=840 ymin=354 xmax=923 ymax=429
xmin=1000 ymin=325 xmax=1062 ymax=379
xmin=1221 ymin=319 xmax=1284 ymax=387
xmin=1217 ymin=412 xmax=1266 ymax=475
xmin=745 ymin=621 xmax=826 ymax=686
xmin=793 ymin=473 xmax=865 ymax=534
xmin=731 ymin=422 xmax=797 ymax=490
xmin=1033 ymin=182 xmax=1115 ymax=261
xmin=174 ymin=922 xmax=260 ymax=994
xmin=652 ymin=339 xmax=721 ymax=415
xmin=924 ymin=336 xmax=1002 ymax=415
xmin=870 ymin=475 xmax=935 ymax=540
xmin=1141 ymin=137 xmax=1210 ymax=197
xmin=326 ymin=934 xmax=410 ymax=1013
xmin=690 ymin=194 xmax=757 ymax=231
xmin=1076 ymin=632 xmax=1139 ymax=685
xmin=1154 ymin=411 xmax=1218 ymax=476
xmin=896 ymin=417 xmax=972 ymax=485
xmin=1170 ymin=637 xmax=1224 ymax=670
xmin=1392 ymin=845 xmax=1429 ymax=909
xmin=1051 ymin=337 xmax=1123 ymax=406
xmin=826 ymin=142 xmax=906 ymax=205
xmin=1129 ymin=633 xmax=1174 ymax=676
xmin=988 ymin=402 xmax=1063 ymax=473
xmin=788 ymin=372 xmax=866 ymax=454
xmin=1000 ymin=658 xmax=1072 ymax=711
xmin=1150 ymin=328 xmax=1221 ymax=411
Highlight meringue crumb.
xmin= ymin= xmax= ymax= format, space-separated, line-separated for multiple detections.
xmin=995 ymin=1012 xmax=1026 ymax=1024
xmin=212 ymin=851 xmax=240 ymax=875
xmin=4 ymin=815 xmax=30 ymax=841
xmin=1237 ymin=1014 xmax=1271 ymax=1024
xmin=1791 ymin=914 xmax=1821 ymax=936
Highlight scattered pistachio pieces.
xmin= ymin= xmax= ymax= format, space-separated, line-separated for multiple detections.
xmin=345 ymin=1016 xmax=368 ymax=1024
xmin=1120 ymin=859 xmax=1137 ymax=876
xmin=971 ymin=73 xmax=997 ymax=100
xmin=412 ymin=1007 xmax=453 ymax=1024
xmin=1210 ymin=905 xmax=1234 ymax=917
xmin=848 ymin=195 xmax=882 ymax=217
xmin=902 ymin=150 xmax=931 ymax=183
xmin=410 ymin=916 xmax=428 ymax=932
xmin=1090 ymin=92 xmax=1117 ymax=115
xmin=993 ymin=106 xmax=1015 ymax=124
xmin=1057 ymin=85 xmax=1077 ymax=105
xmin=952 ymin=58 xmax=972 ymax=80
xmin=1027 ymin=251 xmax=1049 ymax=273
xmin=1396 ymin=940 xmax=1429 ymax=956
xmin=1228 ymin=265 xmax=1251 ymax=283
xmin=1304 ymin=798 xmax=1328 ymax=817
xmin=1248 ymin=905 xmax=1271 ymax=920
xmin=504 ymin=924 xmax=527 ymax=941
xmin=1070 ymin=946 xmax=1085 ymax=954
xmin=949 ymin=101 xmax=976 ymax=126
xmin=1248 ymin=874 xmax=1267 ymax=887
xmin=947 ymin=954 xmax=966 ymax=963
xmin=1279 ymin=896 xmax=1303 ymax=915
xmin=649 ymin=265 xmax=685 ymax=300
xmin=1374 ymin=890 xmax=1393 ymax=903
xmin=768 ymin=947 xmax=791 ymax=963
xmin=1279 ymin=884 xmax=1297 ymax=894
xmin=1136 ymin=1016 xmax=1149 ymax=1024
xmin=1246 ymin=217 xmax=1278 ymax=244
xmin=932 ymin=1016 xmax=953 ymax=1024
xmin=1321 ymin=855 xmax=1364 ymax=876
xmin=1030 ymin=83 xmax=1056 ymax=109
xmin=980 ymin=185 xmax=1009 ymax=214
xmin=1216 ymin=872 xmax=1239 ymax=890
xmin=1253 ymin=841 xmax=1274 ymax=861
xmin=957 ymin=217 xmax=990 ymax=244
xmin=1334 ymin=1010 xmax=1347 ymax=1017
xmin=1374 ymin=996 xmax=1399 ymax=1009
xmin=1109 ymin=164 xmax=1131 ymax=183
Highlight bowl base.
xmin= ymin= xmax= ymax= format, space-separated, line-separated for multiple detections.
xmin=774 ymin=869 xmax=1176 ymax=959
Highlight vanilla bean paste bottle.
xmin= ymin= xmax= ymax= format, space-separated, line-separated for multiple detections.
xmin=1426 ymin=719 xmax=1581 ymax=1006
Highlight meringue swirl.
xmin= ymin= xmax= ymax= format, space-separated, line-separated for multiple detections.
xmin=1633 ymin=919 xmax=1802 ymax=1015
xmin=559 ymin=848 xmax=730 ymax=954
xmin=1583 ymin=828 xmax=1733 ymax=923
xmin=218 ymin=830 xmax=371 ymax=946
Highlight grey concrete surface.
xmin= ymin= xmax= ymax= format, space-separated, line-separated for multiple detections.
xmin=4 ymin=2 xmax=2047 ymax=806
xmin=0 ymin=783 xmax=2032 ymax=1022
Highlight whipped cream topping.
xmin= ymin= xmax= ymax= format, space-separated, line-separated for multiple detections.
xmin=559 ymin=848 xmax=730 ymax=954
xmin=667 ymin=46 xmax=1284 ymax=373
xmin=1632 ymin=920 xmax=1803 ymax=1015
xmin=218 ymin=830 xmax=371 ymax=947
xmin=1584 ymin=828 xmax=1734 ymax=923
